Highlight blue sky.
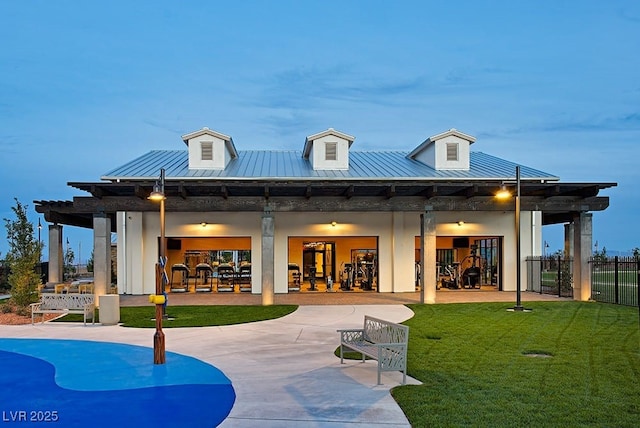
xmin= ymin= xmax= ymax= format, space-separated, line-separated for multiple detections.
xmin=1 ymin=0 xmax=639 ymax=261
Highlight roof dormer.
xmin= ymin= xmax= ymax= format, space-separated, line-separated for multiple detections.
xmin=182 ymin=127 xmax=238 ymax=170
xmin=407 ymin=128 xmax=475 ymax=170
xmin=302 ymin=128 xmax=355 ymax=170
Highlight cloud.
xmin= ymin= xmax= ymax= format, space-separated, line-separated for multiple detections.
xmin=618 ymin=7 xmax=640 ymax=23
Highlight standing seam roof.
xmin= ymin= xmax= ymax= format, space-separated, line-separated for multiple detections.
xmin=101 ymin=150 xmax=559 ymax=181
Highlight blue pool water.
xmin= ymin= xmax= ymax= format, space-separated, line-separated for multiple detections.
xmin=0 ymin=339 xmax=235 ymax=427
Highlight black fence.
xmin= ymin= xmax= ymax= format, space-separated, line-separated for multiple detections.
xmin=590 ymin=257 xmax=640 ymax=306
xmin=526 ymin=256 xmax=574 ymax=298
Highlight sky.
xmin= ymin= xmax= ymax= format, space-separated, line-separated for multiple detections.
xmin=1 ymin=0 xmax=639 ymax=262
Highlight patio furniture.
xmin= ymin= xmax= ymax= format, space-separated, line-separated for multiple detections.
xmin=337 ymin=315 xmax=409 ymax=385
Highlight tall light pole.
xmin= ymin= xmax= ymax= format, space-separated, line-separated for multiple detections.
xmin=37 ymin=218 xmax=42 ymax=262
xmin=514 ymin=165 xmax=523 ymax=311
xmin=148 ymin=168 xmax=166 ymax=364
xmin=496 ymin=165 xmax=526 ymax=311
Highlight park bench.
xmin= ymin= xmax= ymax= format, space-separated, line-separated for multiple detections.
xmin=30 ymin=294 xmax=95 ymax=326
xmin=337 ymin=315 xmax=409 ymax=385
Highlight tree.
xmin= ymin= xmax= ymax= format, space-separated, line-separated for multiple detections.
xmin=86 ymin=250 xmax=94 ymax=273
xmin=3 ymin=199 xmax=43 ymax=307
xmin=632 ymin=247 xmax=639 ymax=259
xmin=64 ymin=245 xmax=75 ymax=280
xmin=593 ymin=246 xmax=608 ymax=262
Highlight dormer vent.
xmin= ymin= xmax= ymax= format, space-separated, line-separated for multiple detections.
xmin=407 ymin=128 xmax=475 ymax=171
xmin=201 ymin=141 xmax=213 ymax=161
xmin=303 ymin=128 xmax=355 ymax=171
xmin=325 ymin=142 xmax=337 ymax=161
xmin=182 ymin=128 xmax=238 ymax=170
xmin=446 ymin=142 xmax=459 ymax=161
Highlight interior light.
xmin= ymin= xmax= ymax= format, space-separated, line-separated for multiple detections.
xmin=331 ymin=221 xmax=337 ymax=227
xmin=457 ymin=221 xmax=464 ymax=226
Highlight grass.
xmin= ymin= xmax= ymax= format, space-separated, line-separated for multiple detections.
xmin=391 ymin=301 xmax=640 ymax=427
xmin=55 ymin=305 xmax=298 ymax=327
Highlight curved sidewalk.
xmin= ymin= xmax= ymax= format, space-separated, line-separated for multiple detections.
xmin=1 ymin=305 xmax=418 ymax=427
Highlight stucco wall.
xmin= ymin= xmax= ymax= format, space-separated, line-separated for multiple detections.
xmin=116 ymin=208 xmax=541 ymax=296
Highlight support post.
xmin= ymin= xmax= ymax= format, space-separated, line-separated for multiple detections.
xmin=93 ymin=213 xmax=112 ymax=301
xmin=420 ymin=208 xmax=436 ymax=304
xmin=573 ymin=212 xmax=592 ymax=301
xmin=261 ymin=207 xmax=275 ymax=306
xmin=47 ymin=224 xmax=63 ymax=284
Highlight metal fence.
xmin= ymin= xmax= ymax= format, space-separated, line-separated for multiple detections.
xmin=590 ymin=256 xmax=640 ymax=306
xmin=526 ymin=256 xmax=574 ymax=298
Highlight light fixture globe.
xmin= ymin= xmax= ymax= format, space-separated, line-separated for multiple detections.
xmin=495 ymin=184 xmax=511 ymax=200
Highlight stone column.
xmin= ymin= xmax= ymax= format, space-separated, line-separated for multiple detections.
xmin=93 ymin=213 xmax=112 ymax=303
xmin=261 ymin=208 xmax=275 ymax=306
xmin=48 ymin=224 xmax=63 ymax=283
xmin=572 ymin=213 xmax=592 ymax=301
xmin=420 ymin=208 xmax=437 ymax=304
xmin=564 ymin=223 xmax=574 ymax=258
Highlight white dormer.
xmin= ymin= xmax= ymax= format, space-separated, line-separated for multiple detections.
xmin=302 ymin=128 xmax=355 ymax=170
xmin=182 ymin=127 xmax=238 ymax=170
xmin=407 ymin=128 xmax=475 ymax=170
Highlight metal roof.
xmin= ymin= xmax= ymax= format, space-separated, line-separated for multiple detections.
xmin=102 ymin=150 xmax=559 ymax=182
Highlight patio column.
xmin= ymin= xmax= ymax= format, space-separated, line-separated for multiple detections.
xmin=261 ymin=208 xmax=274 ymax=306
xmin=93 ymin=213 xmax=112 ymax=303
xmin=47 ymin=224 xmax=63 ymax=283
xmin=563 ymin=223 xmax=574 ymax=258
xmin=572 ymin=212 xmax=592 ymax=301
xmin=420 ymin=208 xmax=437 ymax=304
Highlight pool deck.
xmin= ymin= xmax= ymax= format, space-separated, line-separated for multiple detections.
xmin=1 ymin=290 xmax=568 ymax=427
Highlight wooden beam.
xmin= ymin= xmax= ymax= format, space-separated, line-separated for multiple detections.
xmin=90 ymin=185 xmax=104 ymax=199
xmin=423 ymin=185 xmax=438 ymax=199
xmin=386 ymin=185 xmax=396 ymax=199
xmin=465 ymin=185 xmax=478 ymax=199
xmin=70 ymin=195 xmax=610 ymax=214
xmin=306 ymin=185 xmax=312 ymax=199
xmin=345 ymin=185 xmax=354 ymax=199
xmin=178 ymin=183 xmax=188 ymax=200
xmin=221 ymin=185 xmax=228 ymax=199
xmin=134 ymin=184 xmax=148 ymax=200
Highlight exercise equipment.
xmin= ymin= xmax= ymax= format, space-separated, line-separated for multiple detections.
xmin=288 ymin=263 xmax=301 ymax=291
xmin=194 ymin=263 xmax=214 ymax=292
xmin=170 ymin=264 xmax=190 ymax=292
xmin=340 ymin=263 xmax=354 ymax=291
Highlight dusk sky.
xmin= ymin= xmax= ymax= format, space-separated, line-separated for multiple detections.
xmin=1 ymin=1 xmax=638 ymax=262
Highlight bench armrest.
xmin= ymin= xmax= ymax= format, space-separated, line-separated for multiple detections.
xmin=30 ymin=302 xmax=42 ymax=311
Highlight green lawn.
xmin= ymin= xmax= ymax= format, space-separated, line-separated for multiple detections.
xmin=55 ymin=305 xmax=298 ymax=327
xmin=392 ymin=301 xmax=640 ymax=427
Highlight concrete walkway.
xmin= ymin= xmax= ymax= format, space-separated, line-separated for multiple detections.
xmin=2 ymin=305 xmax=418 ymax=427
xmin=2 ymin=291 xmax=569 ymax=426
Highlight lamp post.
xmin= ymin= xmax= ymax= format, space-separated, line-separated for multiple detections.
xmin=496 ymin=166 xmax=526 ymax=312
xmin=37 ymin=218 xmax=42 ymax=261
xmin=148 ymin=168 xmax=166 ymax=364
xmin=514 ymin=165 xmax=523 ymax=311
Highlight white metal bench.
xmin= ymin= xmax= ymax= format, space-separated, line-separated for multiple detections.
xmin=30 ymin=294 xmax=95 ymax=326
xmin=337 ymin=315 xmax=409 ymax=385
